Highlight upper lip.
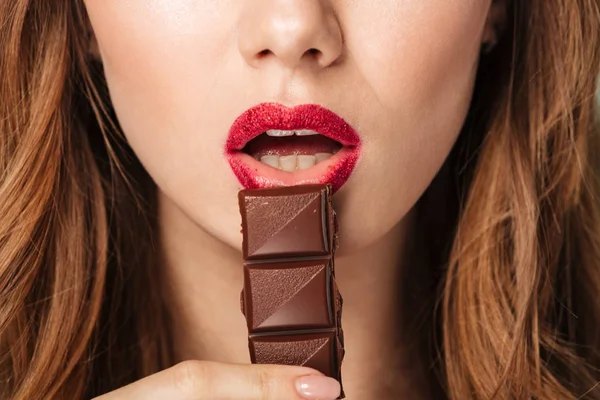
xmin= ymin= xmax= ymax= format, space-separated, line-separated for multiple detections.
xmin=225 ymin=103 xmax=361 ymax=152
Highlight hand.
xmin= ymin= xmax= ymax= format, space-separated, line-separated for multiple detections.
xmin=92 ymin=360 xmax=341 ymax=400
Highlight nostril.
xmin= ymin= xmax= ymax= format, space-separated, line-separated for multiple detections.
xmin=255 ymin=48 xmax=321 ymax=63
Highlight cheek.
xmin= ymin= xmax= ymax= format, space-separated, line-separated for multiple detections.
xmin=85 ymin=0 xmax=232 ymax=135
xmin=345 ymin=1 xmax=486 ymax=98
xmin=350 ymin=1 xmax=486 ymax=119
xmin=84 ymin=0 xmax=247 ymax=245
xmin=335 ymin=2 xmax=486 ymax=250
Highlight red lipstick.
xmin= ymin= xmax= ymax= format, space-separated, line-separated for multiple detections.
xmin=225 ymin=103 xmax=361 ymax=192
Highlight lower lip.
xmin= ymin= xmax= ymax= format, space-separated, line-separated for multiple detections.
xmin=227 ymin=147 xmax=360 ymax=192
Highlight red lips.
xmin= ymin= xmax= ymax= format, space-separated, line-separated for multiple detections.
xmin=225 ymin=103 xmax=361 ymax=192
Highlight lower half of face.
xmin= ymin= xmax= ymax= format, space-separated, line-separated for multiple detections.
xmin=84 ymin=0 xmax=490 ymax=254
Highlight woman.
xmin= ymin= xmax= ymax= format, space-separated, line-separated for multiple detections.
xmin=1 ymin=1 xmax=599 ymax=399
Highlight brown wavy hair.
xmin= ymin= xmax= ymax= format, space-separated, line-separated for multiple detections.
xmin=1 ymin=1 xmax=599 ymax=399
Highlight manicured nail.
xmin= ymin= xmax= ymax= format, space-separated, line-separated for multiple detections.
xmin=295 ymin=375 xmax=341 ymax=400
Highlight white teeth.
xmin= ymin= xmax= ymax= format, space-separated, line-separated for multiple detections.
xmin=264 ymin=129 xmax=319 ymax=137
xmin=258 ymin=153 xmax=333 ymax=170
xmin=315 ymin=153 xmax=333 ymax=163
xmin=265 ymin=129 xmax=294 ymax=137
xmin=279 ymin=155 xmax=297 ymax=172
xmin=295 ymin=129 xmax=319 ymax=136
xmin=297 ymin=155 xmax=316 ymax=170
xmin=260 ymin=155 xmax=280 ymax=168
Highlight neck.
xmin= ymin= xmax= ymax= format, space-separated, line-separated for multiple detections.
xmin=158 ymin=191 xmax=430 ymax=398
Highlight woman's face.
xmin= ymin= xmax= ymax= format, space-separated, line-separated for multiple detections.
xmin=84 ymin=0 xmax=497 ymax=253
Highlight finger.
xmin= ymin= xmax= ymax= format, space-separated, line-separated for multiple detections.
xmin=92 ymin=360 xmax=341 ymax=400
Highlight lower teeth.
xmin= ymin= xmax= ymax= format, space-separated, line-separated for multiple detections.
xmin=259 ymin=153 xmax=333 ymax=171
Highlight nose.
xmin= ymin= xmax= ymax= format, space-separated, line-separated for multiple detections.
xmin=238 ymin=0 xmax=343 ymax=70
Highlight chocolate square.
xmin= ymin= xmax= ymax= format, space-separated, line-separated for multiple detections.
xmin=243 ymin=259 xmax=334 ymax=332
xmin=249 ymin=330 xmax=339 ymax=379
xmin=239 ymin=185 xmax=332 ymax=260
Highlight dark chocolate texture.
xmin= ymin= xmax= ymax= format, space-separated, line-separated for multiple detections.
xmin=239 ymin=184 xmax=345 ymax=398
xmin=243 ymin=260 xmax=333 ymax=332
xmin=249 ymin=331 xmax=338 ymax=376
xmin=239 ymin=185 xmax=332 ymax=260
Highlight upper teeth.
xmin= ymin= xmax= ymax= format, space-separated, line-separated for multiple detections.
xmin=265 ymin=129 xmax=319 ymax=137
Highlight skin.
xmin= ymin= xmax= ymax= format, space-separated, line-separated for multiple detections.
xmin=84 ymin=0 xmax=507 ymax=398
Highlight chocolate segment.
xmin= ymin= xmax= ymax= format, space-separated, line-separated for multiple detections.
xmin=243 ymin=260 xmax=334 ymax=332
xmin=249 ymin=331 xmax=338 ymax=376
xmin=239 ymin=185 xmax=332 ymax=260
xmin=239 ymin=184 xmax=345 ymax=398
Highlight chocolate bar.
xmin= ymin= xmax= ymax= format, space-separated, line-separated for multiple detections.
xmin=238 ymin=184 xmax=345 ymax=397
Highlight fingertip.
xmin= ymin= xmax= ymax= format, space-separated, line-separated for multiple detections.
xmin=295 ymin=375 xmax=341 ymax=400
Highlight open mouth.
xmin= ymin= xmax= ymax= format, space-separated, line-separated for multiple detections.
xmin=242 ymin=129 xmax=343 ymax=171
xmin=226 ymin=103 xmax=361 ymax=192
